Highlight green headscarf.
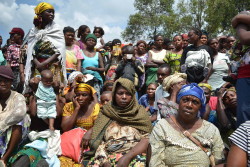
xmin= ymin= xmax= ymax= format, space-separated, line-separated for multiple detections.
xmin=84 ymin=78 xmax=152 ymax=159
xmin=85 ymin=33 xmax=97 ymax=42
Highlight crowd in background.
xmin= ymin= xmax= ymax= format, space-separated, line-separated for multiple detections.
xmin=1 ymin=2 xmax=250 ymax=167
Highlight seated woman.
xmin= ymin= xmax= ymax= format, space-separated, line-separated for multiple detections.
xmin=150 ymin=83 xmax=225 ymax=166
xmin=138 ymin=83 xmax=158 ymax=124
xmin=59 ymin=83 xmax=100 ymax=166
xmin=0 ymin=66 xmax=30 ymax=166
xmin=157 ymin=72 xmax=187 ymax=118
xmin=86 ymin=78 xmax=152 ymax=166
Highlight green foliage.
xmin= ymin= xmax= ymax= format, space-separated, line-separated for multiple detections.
xmin=122 ymin=0 xmax=250 ymax=42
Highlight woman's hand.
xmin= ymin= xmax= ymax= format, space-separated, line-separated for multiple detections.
xmin=72 ymin=96 xmax=80 ymax=109
xmin=117 ymin=154 xmax=132 ymax=167
xmin=217 ymin=88 xmax=227 ymax=99
xmin=86 ymin=66 xmax=96 ymax=71
xmin=81 ymin=128 xmax=93 ymax=149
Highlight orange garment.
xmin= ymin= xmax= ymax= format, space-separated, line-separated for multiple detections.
xmin=62 ymin=102 xmax=100 ymax=130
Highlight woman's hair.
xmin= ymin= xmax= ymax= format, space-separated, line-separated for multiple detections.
xmin=148 ymin=82 xmax=158 ymax=88
xmin=93 ymin=26 xmax=105 ymax=36
xmin=207 ymin=38 xmax=218 ymax=46
xmin=190 ymin=28 xmax=202 ymax=38
xmin=173 ymin=34 xmax=183 ymax=40
xmin=136 ymin=40 xmax=147 ymax=47
xmin=77 ymin=25 xmax=89 ymax=38
xmin=154 ymin=35 xmax=163 ymax=41
xmin=63 ymin=26 xmax=75 ymax=34
xmin=201 ymin=30 xmax=208 ymax=37
xmin=112 ymin=39 xmax=121 ymax=46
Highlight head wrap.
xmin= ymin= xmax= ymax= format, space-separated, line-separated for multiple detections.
xmin=162 ymin=72 xmax=187 ymax=92
xmin=85 ymin=33 xmax=97 ymax=42
xmin=34 ymin=2 xmax=54 ymax=17
xmin=177 ymin=83 xmax=206 ymax=116
xmin=0 ymin=66 xmax=14 ymax=80
xmin=75 ymin=83 xmax=92 ymax=93
xmin=198 ymin=83 xmax=212 ymax=91
xmin=9 ymin=28 xmax=25 ymax=38
xmin=68 ymin=71 xmax=83 ymax=84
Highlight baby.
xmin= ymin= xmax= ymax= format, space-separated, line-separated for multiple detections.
xmin=35 ymin=70 xmax=57 ymax=131
xmin=100 ymin=91 xmax=112 ymax=107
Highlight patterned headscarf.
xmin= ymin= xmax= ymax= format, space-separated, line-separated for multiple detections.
xmin=34 ymin=2 xmax=54 ymax=17
xmin=162 ymin=72 xmax=187 ymax=92
xmin=177 ymin=83 xmax=206 ymax=116
xmin=68 ymin=71 xmax=83 ymax=84
xmin=198 ymin=83 xmax=212 ymax=91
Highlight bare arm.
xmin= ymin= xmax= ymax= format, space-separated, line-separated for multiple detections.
xmin=227 ymin=144 xmax=247 ymax=167
xmin=28 ymin=95 xmax=37 ymax=117
xmin=33 ymin=53 xmax=59 ymax=72
xmin=236 ymin=24 xmax=250 ymax=45
xmin=146 ymin=51 xmax=158 ymax=68
xmin=117 ymin=138 xmax=149 ymax=167
xmin=203 ymin=63 xmax=213 ymax=83
xmin=216 ymin=88 xmax=230 ymax=129
xmin=61 ymin=97 xmax=80 ymax=132
xmin=77 ymin=59 xmax=82 ymax=71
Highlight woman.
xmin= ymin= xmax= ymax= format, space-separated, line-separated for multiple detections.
xmin=139 ymin=83 xmax=158 ymax=124
xmin=146 ymin=35 xmax=167 ymax=86
xmin=181 ymin=28 xmax=213 ymax=83
xmin=81 ymin=34 xmax=105 ymax=98
xmin=23 ymin=2 xmax=67 ymax=94
xmin=157 ymin=72 xmax=186 ymax=119
xmin=0 ymin=66 xmax=30 ymax=166
xmin=135 ymin=40 xmax=148 ymax=89
xmin=201 ymin=30 xmax=208 ymax=45
xmin=64 ymin=26 xmax=83 ymax=77
xmin=86 ymin=78 xmax=152 ymax=166
xmin=207 ymin=38 xmax=231 ymax=91
xmin=150 ymin=83 xmax=224 ymax=166
xmin=76 ymin=25 xmax=91 ymax=50
xmin=164 ymin=35 xmax=183 ymax=74
xmin=60 ymin=83 xmax=100 ymax=166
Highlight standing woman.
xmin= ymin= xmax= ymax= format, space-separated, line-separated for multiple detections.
xmin=76 ymin=25 xmax=91 ymax=51
xmin=164 ymin=35 xmax=183 ymax=74
xmin=23 ymin=2 xmax=67 ymax=93
xmin=81 ymin=34 xmax=105 ymax=98
xmin=207 ymin=38 xmax=231 ymax=91
xmin=146 ymin=35 xmax=167 ymax=86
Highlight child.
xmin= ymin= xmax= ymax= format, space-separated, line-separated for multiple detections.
xmin=115 ymin=45 xmax=145 ymax=90
xmin=93 ymin=26 xmax=105 ymax=50
xmin=100 ymin=91 xmax=112 ymax=107
xmin=35 ymin=70 xmax=57 ymax=131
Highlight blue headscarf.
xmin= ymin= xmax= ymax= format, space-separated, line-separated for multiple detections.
xmin=177 ymin=83 xmax=206 ymax=117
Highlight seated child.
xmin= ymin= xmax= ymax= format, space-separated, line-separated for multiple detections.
xmin=115 ymin=45 xmax=144 ymax=90
xmin=35 ymin=70 xmax=57 ymax=131
xmin=100 ymin=91 xmax=112 ymax=107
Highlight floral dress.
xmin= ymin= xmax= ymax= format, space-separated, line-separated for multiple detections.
xmin=88 ymin=121 xmax=148 ymax=166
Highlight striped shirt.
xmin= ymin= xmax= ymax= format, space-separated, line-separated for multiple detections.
xmin=229 ymin=120 xmax=250 ymax=165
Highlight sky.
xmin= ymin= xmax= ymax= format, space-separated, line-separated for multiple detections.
xmin=0 ymin=0 xmax=136 ymax=46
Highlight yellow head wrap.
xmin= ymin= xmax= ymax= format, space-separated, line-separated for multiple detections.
xmin=162 ymin=72 xmax=187 ymax=92
xmin=198 ymin=83 xmax=212 ymax=91
xmin=34 ymin=2 xmax=54 ymax=18
xmin=75 ymin=83 xmax=92 ymax=93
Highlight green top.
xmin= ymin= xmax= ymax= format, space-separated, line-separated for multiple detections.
xmin=163 ymin=52 xmax=182 ymax=74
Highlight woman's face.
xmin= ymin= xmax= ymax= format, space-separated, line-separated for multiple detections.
xmin=227 ymin=36 xmax=236 ymax=49
xmin=115 ymin=85 xmax=132 ymax=108
xmin=83 ymin=28 xmax=91 ymax=37
xmin=0 ymin=76 xmax=12 ymax=94
xmin=86 ymin=38 xmax=96 ymax=47
xmin=201 ymin=87 xmax=211 ymax=104
xmin=173 ymin=36 xmax=183 ymax=49
xmin=223 ymin=91 xmax=237 ymax=108
xmin=64 ymin=32 xmax=75 ymax=46
xmin=137 ymin=42 xmax=146 ymax=54
xmin=209 ymin=39 xmax=219 ymax=51
xmin=75 ymin=90 xmax=92 ymax=106
xmin=200 ymin=35 xmax=208 ymax=45
xmin=154 ymin=36 xmax=164 ymax=47
xmin=147 ymin=84 xmax=157 ymax=98
xmin=41 ymin=9 xmax=55 ymax=23
xmin=188 ymin=30 xmax=199 ymax=44
xmin=178 ymin=95 xmax=201 ymax=120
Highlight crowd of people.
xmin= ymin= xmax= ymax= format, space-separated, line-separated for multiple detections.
xmin=1 ymin=2 xmax=250 ymax=167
